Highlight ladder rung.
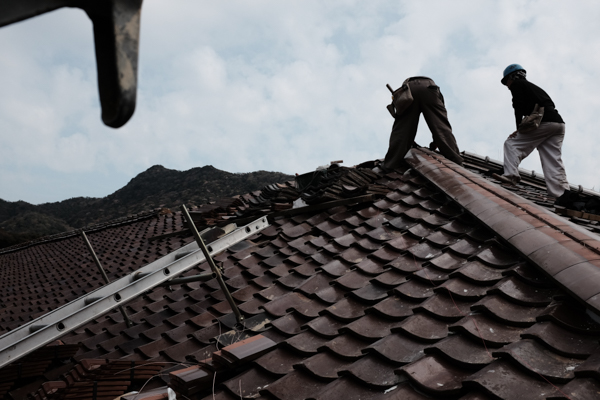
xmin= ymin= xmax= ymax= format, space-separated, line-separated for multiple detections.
xmin=29 ymin=325 xmax=46 ymax=333
xmin=84 ymin=297 xmax=102 ymax=305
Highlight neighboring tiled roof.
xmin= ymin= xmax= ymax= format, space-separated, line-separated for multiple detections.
xmin=1 ymin=148 xmax=600 ymax=399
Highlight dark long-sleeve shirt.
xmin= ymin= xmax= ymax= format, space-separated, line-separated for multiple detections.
xmin=509 ymin=79 xmax=564 ymax=129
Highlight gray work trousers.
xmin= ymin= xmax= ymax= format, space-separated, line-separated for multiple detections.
xmin=383 ymin=77 xmax=463 ymax=169
xmin=503 ymin=122 xmax=569 ymax=197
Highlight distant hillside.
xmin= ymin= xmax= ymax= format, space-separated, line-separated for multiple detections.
xmin=0 ymin=165 xmax=294 ymax=248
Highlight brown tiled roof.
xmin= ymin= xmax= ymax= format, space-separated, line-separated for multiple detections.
xmin=1 ymin=148 xmax=600 ymax=399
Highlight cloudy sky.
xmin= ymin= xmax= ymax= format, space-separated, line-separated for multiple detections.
xmin=1 ymin=1 xmax=599 ymax=204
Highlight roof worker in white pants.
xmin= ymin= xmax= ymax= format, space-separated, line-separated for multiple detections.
xmin=493 ymin=64 xmax=571 ymax=206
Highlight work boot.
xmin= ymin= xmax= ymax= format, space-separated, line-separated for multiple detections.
xmin=554 ymin=190 xmax=572 ymax=208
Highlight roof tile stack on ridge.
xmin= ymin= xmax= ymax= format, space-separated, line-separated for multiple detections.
xmin=1 ymin=148 xmax=600 ymax=398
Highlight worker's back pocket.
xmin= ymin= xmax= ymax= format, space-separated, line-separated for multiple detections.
xmin=428 ymin=85 xmax=444 ymax=105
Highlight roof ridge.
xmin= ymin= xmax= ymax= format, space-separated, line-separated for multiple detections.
xmin=406 ymin=147 xmax=600 ymax=316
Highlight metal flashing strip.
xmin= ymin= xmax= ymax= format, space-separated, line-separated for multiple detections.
xmin=405 ymin=148 xmax=600 ymax=315
xmin=0 ymin=216 xmax=270 ymax=369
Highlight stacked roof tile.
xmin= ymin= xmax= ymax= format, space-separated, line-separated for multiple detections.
xmin=1 ymin=148 xmax=600 ymax=399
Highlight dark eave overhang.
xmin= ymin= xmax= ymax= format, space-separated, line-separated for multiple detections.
xmin=406 ymin=147 xmax=600 ymax=315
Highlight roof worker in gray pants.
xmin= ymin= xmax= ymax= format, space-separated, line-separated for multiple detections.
xmin=383 ymin=76 xmax=463 ymax=170
xmin=495 ymin=64 xmax=571 ymax=205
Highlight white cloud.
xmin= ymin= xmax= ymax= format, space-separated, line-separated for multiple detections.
xmin=2 ymin=0 xmax=600 ymax=203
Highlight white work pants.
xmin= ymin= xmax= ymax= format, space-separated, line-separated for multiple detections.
xmin=503 ymin=122 xmax=569 ymax=197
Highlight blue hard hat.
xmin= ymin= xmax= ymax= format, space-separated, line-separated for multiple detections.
xmin=501 ymin=64 xmax=526 ymax=84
